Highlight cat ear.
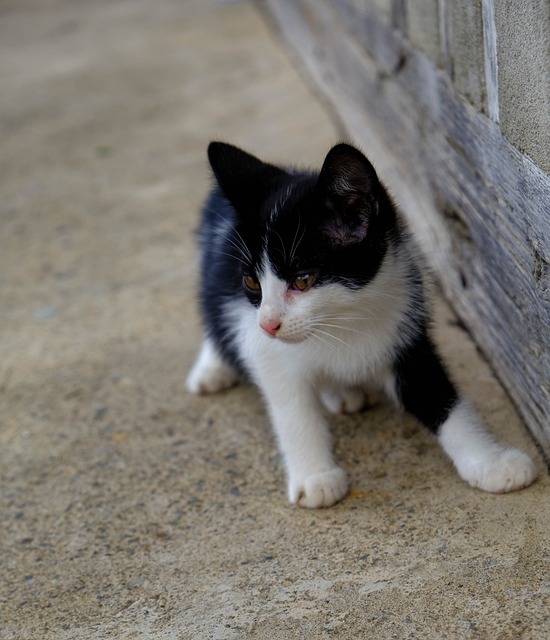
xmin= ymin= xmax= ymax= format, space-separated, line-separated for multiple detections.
xmin=207 ymin=142 xmax=287 ymax=215
xmin=317 ymin=143 xmax=380 ymax=246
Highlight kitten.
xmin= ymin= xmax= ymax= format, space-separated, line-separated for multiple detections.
xmin=187 ymin=141 xmax=537 ymax=508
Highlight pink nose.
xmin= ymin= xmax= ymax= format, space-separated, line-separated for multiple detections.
xmin=260 ymin=320 xmax=281 ymax=336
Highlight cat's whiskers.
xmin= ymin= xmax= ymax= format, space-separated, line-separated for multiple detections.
xmin=310 ymin=314 xmax=377 ymax=323
xmin=315 ymin=322 xmax=377 ymax=339
xmin=306 ymin=329 xmax=341 ymax=355
xmin=209 ymin=225 xmax=251 ymax=261
xmin=216 ymin=232 xmax=252 ymax=265
xmin=208 ymin=247 xmax=250 ymax=268
xmin=272 ymin=229 xmax=288 ymax=264
xmin=308 ymin=314 xmax=379 ymax=332
xmin=289 ymin=217 xmax=306 ymax=266
xmin=206 ymin=207 xmax=253 ymax=262
xmin=311 ymin=327 xmax=361 ymax=354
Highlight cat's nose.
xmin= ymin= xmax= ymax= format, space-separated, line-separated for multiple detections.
xmin=260 ymin=319 xmax=281 ymax=337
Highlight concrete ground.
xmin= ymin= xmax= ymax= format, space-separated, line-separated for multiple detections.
xmin=0 ymin=0 xmax=548 ymax=638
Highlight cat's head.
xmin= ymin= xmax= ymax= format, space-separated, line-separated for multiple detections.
xmin=208 ymin=142 xmax=398 ymax=343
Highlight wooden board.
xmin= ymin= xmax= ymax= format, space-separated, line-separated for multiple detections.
xmin=260 ymin=0 xmax=550 ymax=463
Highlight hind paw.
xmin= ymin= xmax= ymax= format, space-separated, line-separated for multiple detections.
xmin=320 ymin=387 xmax=366 ymax=414
xmin=462 ymin=448 xmax=538 ymax=494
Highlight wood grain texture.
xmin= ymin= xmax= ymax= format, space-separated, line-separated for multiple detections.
xmin=259 ymin=0 xmax=550 ymax=463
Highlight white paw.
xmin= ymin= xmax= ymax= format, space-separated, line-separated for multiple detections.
xmin=186 ymin=362 xmax=239 ymax=395
xmin=186 ymin=339 xmax=240 ymax=395
xmin=460 ymin=448 xmax=538 ymax=494
xmin=320 ymin=387 xmax=366 ymax=414
xmin=289 ymin=467 xmax=349 ymax=508
xmin=438 ymin=401 xmax=538 ymax=494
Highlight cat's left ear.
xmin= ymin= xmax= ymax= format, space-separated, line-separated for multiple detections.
xmin=316 ymin=144 xmax=380 ymax=246
xmin=208 ymin=142 xmax=288 ymax=217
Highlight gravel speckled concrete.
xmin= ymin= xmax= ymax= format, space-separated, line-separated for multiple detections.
xmin=1 ymin=1 xmax=548 ymax=638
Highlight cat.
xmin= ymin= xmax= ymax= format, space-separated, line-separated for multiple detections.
xmin=186 ymin=141 xmax=537 ymax=508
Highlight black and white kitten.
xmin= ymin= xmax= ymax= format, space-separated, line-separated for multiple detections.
xmin=187 ymin=141 xmax=537 ymax=508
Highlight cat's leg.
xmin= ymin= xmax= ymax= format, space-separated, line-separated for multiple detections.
xmin=257 ymin=371 xmax=349 ymax=508
xmin=319 ymin=385 xmax=367 ymax=414
xmin=186 ymin=337 xmax=240 ymax=395
xmin=390 ymin=332 xmax=537 ymax=493
xmin=437 ymin=399 xmax=537 ymax=492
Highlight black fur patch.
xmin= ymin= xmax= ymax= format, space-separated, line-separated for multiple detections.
xmin=393 ymin=330 xmax=459 ymax=433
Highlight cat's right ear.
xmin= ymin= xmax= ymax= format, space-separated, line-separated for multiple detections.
xmin=317 ymin=144 xmax=381 ymax=246
xmin=207 ymin=142 xmax=287 ymax=216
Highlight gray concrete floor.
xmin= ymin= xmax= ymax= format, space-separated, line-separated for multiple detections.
xmin=1 ymin=1 xmax=548 ymax=638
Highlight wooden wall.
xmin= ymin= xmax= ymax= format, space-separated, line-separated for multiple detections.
xmin=259 ymin=0 xmax=550 ymax=463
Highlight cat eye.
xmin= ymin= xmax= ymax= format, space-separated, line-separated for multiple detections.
xmin=291 ymin=273 xmax=316 ymax=292
xmin=243 ymin=274 xmax=261 ymax=292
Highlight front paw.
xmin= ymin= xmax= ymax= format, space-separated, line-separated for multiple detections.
xmin=289 ymin=467 xmax=349 ymax=508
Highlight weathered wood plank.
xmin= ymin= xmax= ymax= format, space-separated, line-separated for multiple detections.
xmin=259 ymin=0 xmax=550 ymax=463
